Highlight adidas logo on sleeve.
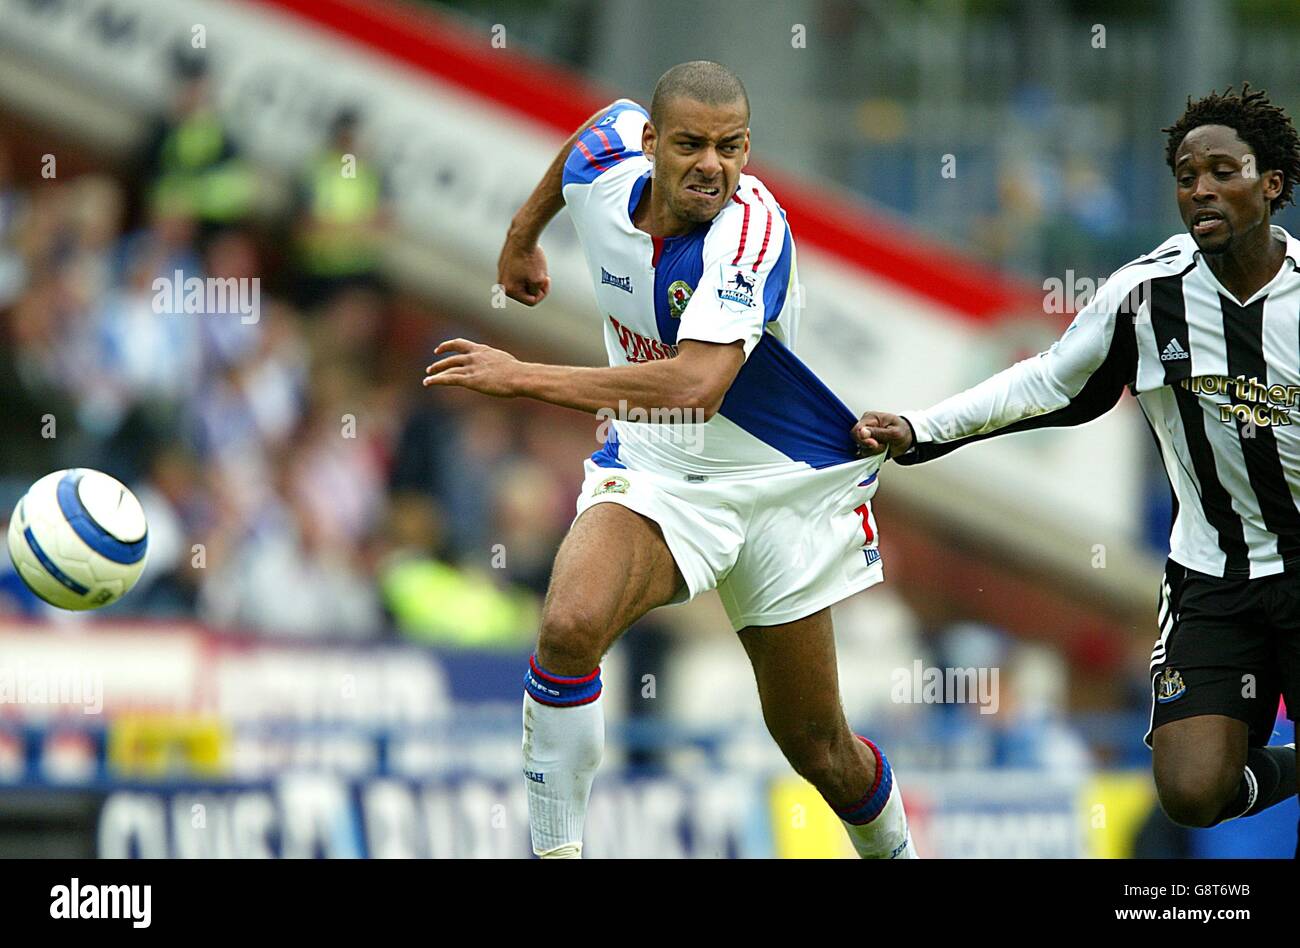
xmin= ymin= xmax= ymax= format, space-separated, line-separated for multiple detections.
xmin=1160 ymin=338 xmax=1189 ymax=361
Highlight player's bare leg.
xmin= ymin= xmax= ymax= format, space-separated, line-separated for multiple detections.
xmin=523 ymin=503 xmax=683 ymax=859
xmin=739 ymin=607 xmax=917 ymax=858
xmin=536 ymin=503 xmax=682 ymax=674
xmin=1152 ymin=715 xmax=1297 ymax=827
xmin=1152 ymin=716 xmax=1245 ymax=826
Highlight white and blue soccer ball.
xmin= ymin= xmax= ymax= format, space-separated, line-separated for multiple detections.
xmin=6 ymin=469 xmax=149 ymax=611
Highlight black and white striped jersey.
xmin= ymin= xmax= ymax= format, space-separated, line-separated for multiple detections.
xmin=897 ymin=225 xmax=1300 ymax=580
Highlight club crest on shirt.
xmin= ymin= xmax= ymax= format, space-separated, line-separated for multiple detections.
xmin=1155 ymin=667 xmax=1186 ymax=703
xmin=668 ymin=280 xmax=693 ymax=318
xmin=593 ymin=475 xmax=630 ymax=496
xmin=717 ymin=265 xmax=757 ymax=311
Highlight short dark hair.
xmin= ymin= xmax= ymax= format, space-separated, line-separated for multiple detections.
xmin=1162 ymin=83 xmax=1300 ymax=213
xmin=650 ymin=61 xmax=750 ymax=130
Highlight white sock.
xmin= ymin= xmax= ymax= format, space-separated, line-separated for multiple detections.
xmin=522 ymin=655 xmax=604 ymax=857
xmin=835 ymin=737 xmax=918 ymax=859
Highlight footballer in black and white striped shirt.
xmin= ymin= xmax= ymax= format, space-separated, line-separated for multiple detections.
xmin=856 ymin=85 xmax=1300 ymax=849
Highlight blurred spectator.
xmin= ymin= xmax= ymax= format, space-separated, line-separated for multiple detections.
xmin=125 ymin=447 xmax=211 ymax=616
xmin=139 ymin=48 xmax=257 ymax=235
xmin=1 ymin=270 xmax=86 ymax=482
xmin=488 ymin=458 xmax=567 ymax=597
xmin=60 ymin=176 xmax=122 ymax=313
xmin=376 ymin=492 xmax=537 ymax=649
xmin=197 ymin=228 xmax=265 ymax=367
xmin=73 ymin=245 xmax=200 ymax=483
xmin=198 ymin=470 xmax=384 ymax=640
xmin=0 ymin=142 xmax=26 ymax=309
xmin=285 ymin=361 xmax=387 ymax=549
xmin=292 ymin=108 xmax=390 ymax=309
xmin=443 ymin=401 xmax=518 ymax=559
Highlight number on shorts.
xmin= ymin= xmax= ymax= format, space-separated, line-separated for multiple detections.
xmin=854 ymin=503 xmax=874 ymax=543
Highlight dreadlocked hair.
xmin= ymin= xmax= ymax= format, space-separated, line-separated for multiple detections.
xmin=1163 ymin=83 xmax=1300 ymax=212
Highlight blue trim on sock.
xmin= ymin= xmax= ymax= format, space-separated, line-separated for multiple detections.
xmin=836 ymin=739 xmax=894 ymax=825
xmin=524 ymin=654 xmax=602 ymax=707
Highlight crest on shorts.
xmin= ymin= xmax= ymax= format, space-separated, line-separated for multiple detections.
xmin=667 ymin=280 xmax=692 ymax=319
xmin=1155 ymin=667 xmax=1186 ymax=703
xmin=593 ymin=475 xmax=630 ymax=496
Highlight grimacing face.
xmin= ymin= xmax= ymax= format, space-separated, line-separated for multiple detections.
xmin=1174 ymin=123 xmax=1283 ymax=255
xmin=643 ymin=96 xmax=750 ymax=225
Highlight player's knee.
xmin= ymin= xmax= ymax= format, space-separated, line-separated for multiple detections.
xmin=786 ymin=745 xmax=838 ymax=792
xmin=537 ymin=604 xmax=607 ymax=674
xmin=773 ymin=723 xmax=847 ymax=791
xmin=1154 ymin=766 xmax=1237 ymax=827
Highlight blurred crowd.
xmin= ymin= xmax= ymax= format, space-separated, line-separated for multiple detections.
xmin=0 ymin=54 xmax=593 ymax=649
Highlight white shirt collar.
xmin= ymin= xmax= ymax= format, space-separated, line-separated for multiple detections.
xmin=1193 ymin=224 xmax=1299 ymax=306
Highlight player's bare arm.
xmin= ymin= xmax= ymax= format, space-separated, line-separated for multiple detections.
xmin=423 ymin=337 xmax=744 ymax=419
xmin=498 ymin=101 xmax=639 ymax=306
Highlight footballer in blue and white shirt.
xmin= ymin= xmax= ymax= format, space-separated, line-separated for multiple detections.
xmin=560 ymin=98 xmax=884 ymax=628
xmin=426 ymin=64 xmax=915 ymax=862
xmin=429 ymin=97 xmax=884 ymax=630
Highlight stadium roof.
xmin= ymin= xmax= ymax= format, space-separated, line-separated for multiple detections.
xmin=257 ymin=0 xmax=1036 ymax=322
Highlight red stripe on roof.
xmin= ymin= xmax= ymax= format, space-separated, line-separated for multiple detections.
xmin=251 ymin=0 xmax=598 ymax=128
xmin=249 ymin=0 xmax=1034 ymax=322
xmin=730 ymin=192 xmax=750 ymax=266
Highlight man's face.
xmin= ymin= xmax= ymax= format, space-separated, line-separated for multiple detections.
xmin=643 ymin=96 xmax=749 ymax=225
xmin=1174 ymin=124 xmax=1282 ymax=254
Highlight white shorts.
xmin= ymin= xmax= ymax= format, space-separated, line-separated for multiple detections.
xmin=574 ymin=455 xmax=885 ymax=631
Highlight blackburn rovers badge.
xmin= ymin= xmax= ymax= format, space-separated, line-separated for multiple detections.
xmin=593 ymin=475 xmax=630 ymax=496
xmin=667 ymin=280 xmax=692 ymax=319
xmin=1155 ymin=667 xmax=1186 ymax=703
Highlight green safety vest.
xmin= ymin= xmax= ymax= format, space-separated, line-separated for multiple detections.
xmin=152 ymin=111 xmax=256 ymax=222
xmin=298 ymin=151 xmax=383 ymax=275
xmin=381 ymin=557 xmax=537 ymax=649
xmin=158 ymin=112 xmax=227 ymax=173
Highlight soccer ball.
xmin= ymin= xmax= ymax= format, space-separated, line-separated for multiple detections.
xmin=6 ymin=469 xmax=149 ymax=611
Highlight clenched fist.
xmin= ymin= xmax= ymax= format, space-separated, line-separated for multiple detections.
xmin=497 ymin=235 xmax=551 ymax=306
xmin=853 ymin=411 xmax=914 ymax=459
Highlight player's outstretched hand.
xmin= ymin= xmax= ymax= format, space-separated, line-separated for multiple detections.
xmin=423 ymin=338 xmax=522 ymax=398
xmin=853 ymin=411 xmax=914 ymax=458
xmin=497 ymin=236 xmax=551 ymax=306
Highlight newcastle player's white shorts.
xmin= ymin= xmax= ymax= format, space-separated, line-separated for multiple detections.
xmin=573 ymin=454 xmax=885 ymax=631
